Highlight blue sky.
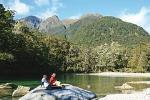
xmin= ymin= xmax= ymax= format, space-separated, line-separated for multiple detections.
xmin=1 ymin=0 xmax=150 ymax=33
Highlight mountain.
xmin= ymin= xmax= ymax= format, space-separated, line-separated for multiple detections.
xmin=16 ymin=15 xmax=66 ymax=34
xmin=39 ymin=15 xmax=66 ymax=34
xmin=62 ymin=14 xmax=102 ymax=28
xmin=61 ymin=13 xmax=102 ymax=36
xmin=16 ymin=14 xmax=150 ymax=47
xmin=64 ymin=16 xmax=150 ymax=47
xmin=17 ymin=16 xmax=41 ymax=29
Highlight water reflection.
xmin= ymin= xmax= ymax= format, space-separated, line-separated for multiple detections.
xmin=58 ymin=74 xmax=150 ymax=96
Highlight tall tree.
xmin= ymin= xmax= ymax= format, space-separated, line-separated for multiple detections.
xmin=0 ymin=4 xmax=15 ymax=52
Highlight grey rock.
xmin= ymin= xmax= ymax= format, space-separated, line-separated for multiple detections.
xmin=20 ymin=84 xmax=96 ymax=100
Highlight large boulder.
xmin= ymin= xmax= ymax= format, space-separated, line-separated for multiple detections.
xmin=12 ymin=86 xmax=30 ymax=97
xmin=0 ymin=83 xmax=17 ymax=97
xmin=20 ymin=84 xmax=96 ymax=100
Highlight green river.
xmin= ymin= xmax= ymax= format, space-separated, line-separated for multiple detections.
xmin=0 ymin=74 xmax=150 ymax=100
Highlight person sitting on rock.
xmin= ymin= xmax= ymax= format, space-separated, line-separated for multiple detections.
xmin=41 ymin=75 xmax=51 ymax=89
xmin=49 ymin=73 xmax=61 ymax=87
xmin=49 ymin=73 xmax=57 ymax=86
xmin=41 ymin=75 xmax=47 ymax=87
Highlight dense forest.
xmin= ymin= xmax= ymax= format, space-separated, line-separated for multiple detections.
xmin=1 ymin=4 xmax=150 ymax=75
xmin=64 ymin=16 xmax=150 ymax=47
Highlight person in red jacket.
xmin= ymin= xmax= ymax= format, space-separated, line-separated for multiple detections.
xmin=49 ymin=73 xmax=57 ymax=86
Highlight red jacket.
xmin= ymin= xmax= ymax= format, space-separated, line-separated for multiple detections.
xmin=49 ymin=75 xmax=56 ymax=86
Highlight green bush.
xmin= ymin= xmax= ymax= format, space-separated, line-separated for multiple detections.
xmin=0 ymin=52 xmax=14 ymax=62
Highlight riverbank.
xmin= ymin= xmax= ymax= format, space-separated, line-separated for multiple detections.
xmin=1 ymin=73 xmax=150 ymax=99
xmin=99 ymin=88 xmax=150 ymax=100
xmin=77 ymin=72 xmax=150 ymax=78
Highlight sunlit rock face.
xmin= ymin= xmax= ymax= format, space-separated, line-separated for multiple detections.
xmin=39 ymin=15 xmax=66 ymax=34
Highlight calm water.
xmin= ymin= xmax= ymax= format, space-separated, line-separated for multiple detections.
xmin=0 ymin=74 xmax=150 ymax=100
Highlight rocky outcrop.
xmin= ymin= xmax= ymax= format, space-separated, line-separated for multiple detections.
xmin=0 ymin=83 xmax=17 ymax=89
xmin=99 ymin=88 xmax=150 ymax=100
xmin=0 ymin=83 xmax=30 ymax=97
xmin=12 ymin=86 xmax=30 ymax=97
xmin=115 ymin=83 xmax=133 ymax=90
xmin=0 ymin=83 xmax=17 ymax=97
xmin=100 ymin=81 xmax=150 ymax=100
xmin=20 ymin=84 xmax=96 ymax=100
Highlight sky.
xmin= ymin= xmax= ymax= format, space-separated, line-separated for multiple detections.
xmin=0 ymin=0 xmax=150 ymax=33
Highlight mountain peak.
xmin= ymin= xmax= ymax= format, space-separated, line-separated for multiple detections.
xmin=80 ymin=13 xmax=102 ymax=19
xmin=39 ymin=15 xmax=66 ymax=34
xmin=20 ymin=16 xmax=41 ymax=22
xmin=24 ymin=15 xmax=39 ymax=19
xmin=18 ymin=16 xmax=41 ymax=28
xmin=65 ymin=16 xmax=150 ymax=47
xmin=46 ymin=15 xmax=59 ymax=20
xmin=51 ymin=15 xmax=59 ymax=19
xmin=44 ymin=15 xmax=62 ymax=25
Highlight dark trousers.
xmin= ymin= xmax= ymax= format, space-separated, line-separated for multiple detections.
xmin=46 ymin=85 xmax=62 ymax=90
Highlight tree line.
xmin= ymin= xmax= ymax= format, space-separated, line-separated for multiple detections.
xmin=0 ymin=4 xmax=150 ymax=75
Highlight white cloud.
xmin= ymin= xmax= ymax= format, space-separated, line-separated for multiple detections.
xmin=40 ymin=9 xmax=56 ymax=19
xmin=69 ymin=14 xmax=81 ymax=19
xmin=34 ymin=0 xmax=50 ymax=6
xmin=39 ymin=0 xmax=63 ymax=19
xmin=119 ymin=7 xmax=150 ymax=34
xmin=9 ymin=0 xmax=30 ymax=15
